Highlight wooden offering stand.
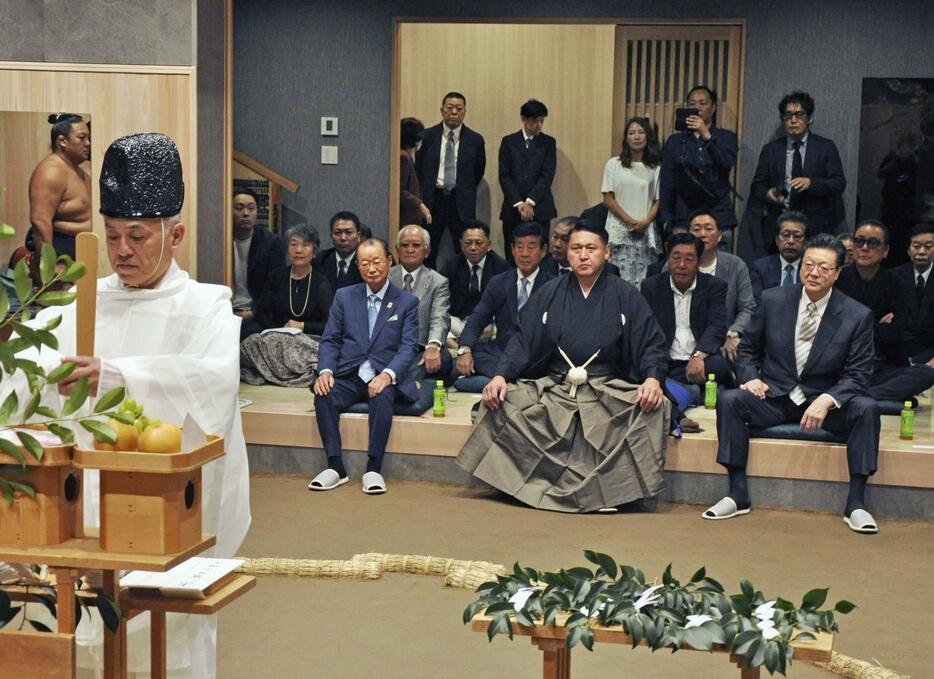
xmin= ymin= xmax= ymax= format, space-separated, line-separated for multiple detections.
xmin=470 ymin=615 xmax=834 ymax=679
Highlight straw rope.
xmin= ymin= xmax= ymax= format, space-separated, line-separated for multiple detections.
xmin=810 ymin=652 xmax=911 ymax=679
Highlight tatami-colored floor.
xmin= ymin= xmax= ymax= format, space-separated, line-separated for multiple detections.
xmin=218 ymin=475 xmax=934 ymax=678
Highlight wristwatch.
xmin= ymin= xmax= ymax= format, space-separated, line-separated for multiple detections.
xmin=457 ymin=346 xmax=472 ymax=356
xmin=690 ymin=350 xmax=708 ymax=360
xmin=726 ymin=331 xmax=741 ymax=339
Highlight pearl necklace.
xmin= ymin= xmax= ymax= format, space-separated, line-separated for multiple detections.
xmin=289 ymin=267 xmax=312 ymax=318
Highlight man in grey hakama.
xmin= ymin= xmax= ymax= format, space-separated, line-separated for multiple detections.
xmin=456 ymin=221 xmax=671 ymax=513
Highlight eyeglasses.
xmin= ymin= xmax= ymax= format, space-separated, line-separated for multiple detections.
xmin=778 ymin=231 xmax=805 ymax=241
xmin=358 ymin=258 xmax=387 ymax=269
xmin=781 ymin=111 xmax=809 ymax=121
xmin=854 ymin=236 xmax=884 ymax=250
xmin=801 ymin=261 xmax=837 ymax=276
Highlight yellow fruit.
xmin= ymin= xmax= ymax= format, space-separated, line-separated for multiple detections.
xmin=93 ymin=419 xmax=138 ymax=451
xmin=137 ymin=423 xmax=183 ymax=454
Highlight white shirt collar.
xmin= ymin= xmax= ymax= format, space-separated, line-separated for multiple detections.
xmin=916 ymin=262 xmax=933 ymax=283
xmin=467 ymin=255 xmax=486 ymax=272
xmin=799 ymin=287 xmax=833 ymax=315
xmin=669 ymin=274 xmax=697 ymax=297
xmin=517 ymin=266 xmax=539 ymax=287
xmin=444 ymin=123 xmax=463 ymax=141
xmin=337 ymin=251 xmax=355 ymax=266
xmin=367 ymin=278 xmax=390 ymax=301
xmin=780 ymin=255 xmax=801 ymax=269
xmin=402 ymin=265 xmax=422 ymax=282
xmin=522 ymin=130 xmax=536 ymax=143
xmin=787 ymin=132 xmax=809 ymax=147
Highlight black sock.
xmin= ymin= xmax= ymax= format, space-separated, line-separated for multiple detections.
xmin=845 ymin=474 xmax=868 ymax=516
xmin=366 ymin=456 xmax=382 ymax=474
xmin=727 ymin=465 xmax=751 ymax=509
xmin=328 ymin=457 xmax=347 ymax=478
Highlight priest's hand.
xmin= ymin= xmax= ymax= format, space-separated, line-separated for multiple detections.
xmin=456 ymin=351 xmax=475 ymax=376
xmin=368 ymin=372 xmax=392 ymax=398
xmin=635 ymin=377 xmax=663 ymax=412
xmin=314 ymin=371 xmax=335 ymax=396
xmin=800 ymin=393 xmax=834 ymax=432
xmin=419 ymin=344 xmax=442 ymax=373
xmin=58 ymin=356 xmax=100 ymax=397
xmin=482 ymin=376 xmax=509 ymax=410
xmin=740 ymin=378 xmax=769 ymax=400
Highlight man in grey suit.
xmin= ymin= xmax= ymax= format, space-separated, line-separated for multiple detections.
xmin=687 ymin=209 xmax=756 ymax=361
xmin=704 ymin=234 xmax=880 ymax=534
xmin=389 ymin=225 xmax=452 ymax=383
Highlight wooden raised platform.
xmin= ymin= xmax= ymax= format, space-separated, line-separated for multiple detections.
xmin=240 ymin=384 xmax=934 ymax=489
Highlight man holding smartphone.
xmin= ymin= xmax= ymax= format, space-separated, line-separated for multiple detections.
xmin=659 ymin=85 xmax=739 ymax=249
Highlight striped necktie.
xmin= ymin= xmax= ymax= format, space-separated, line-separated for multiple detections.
xmin=795 ymin=302 xmax=819 ymax=376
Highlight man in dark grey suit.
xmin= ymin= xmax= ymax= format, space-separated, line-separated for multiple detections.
xmin=748 ymin=210 xmax=807 ymax=302
xmin=704 ymin=235 xmax=880 ymax=534
xmin=389 ymin=225 xmax=452 ymax=383
xmin=498 ymin=99 xmax=557 ymax=261
xmin=415 ymin=91 xmax=486 ymax=268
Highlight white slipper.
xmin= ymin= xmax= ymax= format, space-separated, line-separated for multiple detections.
xmin=702 ymin=496 xmax=751 ymax=520
xmin=362 ymin=471 xmax=387 ymax=495
xmin=307 ymin=468 xmax=349 ymax=491
xmin=844 ymin=508 xmax=878 ymax=534
xmin=596 ymin=507 xmax=618 ymax=514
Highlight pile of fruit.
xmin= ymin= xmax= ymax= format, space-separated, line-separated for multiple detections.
xmin=93 ymin=399 xmax=183 ymax=453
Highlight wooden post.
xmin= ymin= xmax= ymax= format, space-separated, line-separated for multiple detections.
xmin=52 ymin=567 xmax=76 ymax=632
xmin=151 ymin=610 xmax=167 ymax=679
xmin=102 ymin=569 xmax=125 ymax=679
xmin=533 ymin=637 xmax=571 ymax=679
xmin=74 ymin=232 xmax=98 ymax=357
xmin=734 ymin=657 xmax=761 ymax=679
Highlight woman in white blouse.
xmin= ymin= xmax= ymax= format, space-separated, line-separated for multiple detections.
xmin=601 ymin=117 xmax=662 ymax=285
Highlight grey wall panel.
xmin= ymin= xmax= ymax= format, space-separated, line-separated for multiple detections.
xmin=196 ymin=0 xmax=226 ymax=284
xmin=234 ymin=0 xmax=934 ymax=241
xmin=0 ymin=0 xmax=193 ymax=66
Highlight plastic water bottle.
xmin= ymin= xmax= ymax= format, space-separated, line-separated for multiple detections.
xmin=900 ymin=401 xmax=914 ymax=440
xmin=704 ymin=374 xmax=717 ymax=409
xmin=433 ymin=380 xmax=446 ymax=418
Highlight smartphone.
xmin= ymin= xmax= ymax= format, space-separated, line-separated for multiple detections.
xmin=675 ymin=108 xmax=699 ymax=132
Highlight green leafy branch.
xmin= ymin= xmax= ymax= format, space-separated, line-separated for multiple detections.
xmin=463 ymin=550 xmax=856 ymax=675
xmin=0 ymin=576 xmax=122 ymax=633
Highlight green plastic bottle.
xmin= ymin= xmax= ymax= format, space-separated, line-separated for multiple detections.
xmin=900 ymin=401 xmax=914 ymax=440
xmin=704 ymin=374 xmax=717 ymax=409
xmin=433 ymin=380 xmax=446 ymax=418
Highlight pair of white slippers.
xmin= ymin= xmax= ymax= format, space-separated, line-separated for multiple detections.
xmin=307 ymin=468 xmax=387 ymax=494
xmin=702 ymin=496 xmax=878 ymax=534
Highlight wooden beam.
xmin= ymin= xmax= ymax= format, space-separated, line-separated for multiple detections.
xmin=232 ymin=150 xmax=300 ymax=193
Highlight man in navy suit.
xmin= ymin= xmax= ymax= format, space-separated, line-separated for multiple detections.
xmin=641 ymin=233 xmax=730 ymax=399
xmin=443 ymin=220 xmax=509 ymax=343
xmin=498 ymin=99 xmax=557 ymax=262
xmin=309 ymin=238 xmax=420 ymax=495
xmin=749 ymin=210 xmax=807 ymax=302
xmin=750 ymin=91 xmax=846 ymax=238
xmin=893 ymin=224 xmax=934 ymax=366
xmin=659 ymin=86 xmax=739 ymax=247
xmin=456 ymin=222 xmax=554 ymax=378
xmin=316 ymin=211 xmax=364 ymax=292
xmin=232 ymin=189 xmax=285 ymax=338
xmin=415 ymin=91 xmax=486 ymax=268
xmin=705 ymin=234 xmax=880 ymax=534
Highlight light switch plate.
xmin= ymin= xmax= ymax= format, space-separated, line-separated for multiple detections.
xmin=321 ymin=145 xmax=338 ymax=165
xmin=321 ymin=116 xmax=339 ymax=136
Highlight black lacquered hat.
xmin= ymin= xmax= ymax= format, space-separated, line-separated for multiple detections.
xmin=99 ymin=133 xmax=184 ymax=218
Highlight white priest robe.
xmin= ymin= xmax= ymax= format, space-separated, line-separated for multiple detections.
xmin=1 ymin=261 xmax=251 ymax=678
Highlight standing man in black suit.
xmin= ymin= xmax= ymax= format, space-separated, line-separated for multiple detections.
xmin=894 ymin=224 xmax=934 ymax=366
xmin=316 ymin=211 xmax=364 ymax=292
xmin=704 ymin=235 xmax=880 ymax=534
xmin=641 ymin=233 xmax=730 ymax=397
xmin=232 ymin=189 xmax=285 ymax=339
xmin=415 ymin=91 xmax=486 ymax=268
xmin=498 ymin=99 xmax=557 ymax=262
xmin=443 ymin=220 xmax=509 ymax=344
xmin=750 ymin=91 xmax=846 ymax=239
xmin=748 ymin=211 xmax=807 ymax=302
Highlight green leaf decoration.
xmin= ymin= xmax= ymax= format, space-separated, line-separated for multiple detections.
xmin=93 ymin=387 xmax=126 ymax=414
xmin=35 ymin=406 xmax=57 ymax=418
xmin=462 ymin=600 xmax=485 ymax=625
xmin=61 ymin=376 xmax=90 ymax=416
xmin=46 ymin=423 xmax=75 ymax=444
xmin=80 ymin=419 xmax=117 ymax=443
xmin=833 ymin=600 xmax=857 ymax=614
xmin=35 ymin=290 xmax=76 ymax=307
xmin=12 ymin=322 xmax=39 ymax=349
xmin=0 ymin=286 xmax=8 ymax=323
xmin=23 ymin=391 xmax=41 ymax=420
xmin=40 ymin=243 xmax=57 ymax=285
xmin=33 ymin=591 xmax=57 ymax=620
xmin=94 ymin=593 xmax=122 ymax=633
xmin=690 ymin=566 xmax=706 ymax=583
xmin=60 ymin=260 xmax=86 ymax=283
xmin=764 ymin=640 xmax=780 ymax=673
xmin=43 ymin=312 xmax=63 ymax=331
xmin=6 ymin=479 xmax=36 ymax=498
xmin=801 ymin=587 xmax=829 ymax=611
xmin=683 ymin=626 xmax=713 ymax=651
xmin=15 ymin=430 xmax=44 ymax=462
xmin=45 ymin=361 xmax=76 ymax=385
xmin=0 ymin=439 xmax=26 ymax=468
xmin=0 ymin=390 xmax=18 ymax=425
xmin=13 ymin=258 xmax=32 ymax=305
xmin=35 ymin=329 xmax=59 ymax=350
xmin=0 ymin=479 xmax=14 ymax=506
xmin=0 ymin=589 xmax=13 ymax=625
xmin=20 ymin=308 xmax=31 ymax=322
xmin=29 ymin=619 xmax=53 ymax=633
xmin=109 ymin=410 xmax=135 ymax=425
xmin=579 ymin=626 xmax=595 ymax=651
xmin=739 ymin=579 xmax=755 ymax=601
xmin=0 ymin=222 xmax=15 ymax=239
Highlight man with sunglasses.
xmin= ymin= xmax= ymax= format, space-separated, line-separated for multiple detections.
xmin=750 ymin=91 xmax=846 ymax=238
xmin=836 ymin=220 xmax=934 ymax=400
xmin=749 ymin=210 xmax=807 ymax=302
xmin=705 ymin=234 xmax=880 ymax=533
